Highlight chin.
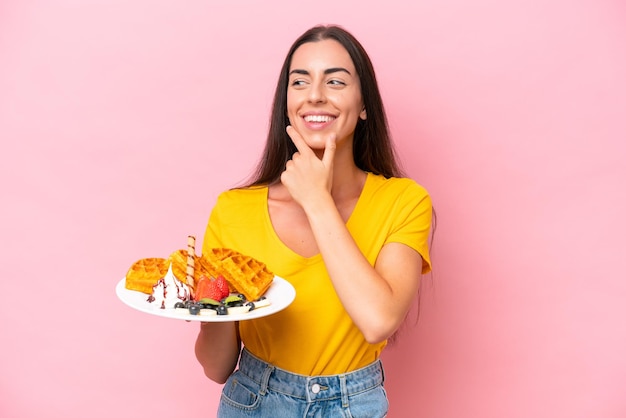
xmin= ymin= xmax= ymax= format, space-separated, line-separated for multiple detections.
xmin=308 ymin=140 xmax=330 ymax=152
xmin=298 ymin=134 xmax=327 ymax=150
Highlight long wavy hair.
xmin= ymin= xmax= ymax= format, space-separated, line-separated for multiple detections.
xmin=245 ymin=24 xmax=403 ymax=187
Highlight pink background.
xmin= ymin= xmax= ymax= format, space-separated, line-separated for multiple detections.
xmin=1 ymin=1 xmax=625 ymax=417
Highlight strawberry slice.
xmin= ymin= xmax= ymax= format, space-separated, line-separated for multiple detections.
xmin=215 ymin=275 xmax=230 ymax=300
xmin=194 ymin=275 xmax=223 ymax=302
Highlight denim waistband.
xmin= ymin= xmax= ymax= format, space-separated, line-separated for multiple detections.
xmin=238 ymin=348 xmax=385 ymax=403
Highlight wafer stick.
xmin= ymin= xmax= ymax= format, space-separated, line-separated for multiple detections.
xmin=186 ymin=235 xmax=196 ymax=290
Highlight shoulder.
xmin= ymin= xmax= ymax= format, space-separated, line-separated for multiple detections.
xmin=211 ymin=186 xmax=268 ymax=219
xmin=215 ymin=186 xmax=267 ymax=205
xmin=366 ymin=173 xmax=430 ymax=202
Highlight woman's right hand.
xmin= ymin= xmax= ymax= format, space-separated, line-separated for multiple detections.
xmin=280 ymin=125 xmax=336 ymax=210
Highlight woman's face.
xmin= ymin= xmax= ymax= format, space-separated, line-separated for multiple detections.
xmin=287 ymin=39 xmax=366 ymax=151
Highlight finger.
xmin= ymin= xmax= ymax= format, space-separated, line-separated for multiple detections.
xmin=286 ymin=125 xmax=313 ymax=156
xmin=321 ymin=133 xmax=337 ymax=168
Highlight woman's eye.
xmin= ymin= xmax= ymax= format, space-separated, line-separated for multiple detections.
xmin=290 ymin=79 xmax=306 ymax=87
xmin=328 ymin=79 xmax=346 ymax=86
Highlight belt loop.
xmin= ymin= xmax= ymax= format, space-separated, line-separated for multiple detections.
xmin=259 ymin=363 xmax=274 ymax=396
xmin=339 ymin=375 xmax=349 ymax=408
xmin=379 ymin=360 xmax=385 ymax=383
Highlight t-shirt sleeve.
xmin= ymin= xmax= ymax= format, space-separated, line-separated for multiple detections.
xmin=385 ymin=183 xmax=433 ymax=274
xmin=202 ymin=193 xmax=227 ymax=254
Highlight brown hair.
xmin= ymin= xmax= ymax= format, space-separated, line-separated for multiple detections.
xmin=245 ymin=24 xmax=403 ymax=187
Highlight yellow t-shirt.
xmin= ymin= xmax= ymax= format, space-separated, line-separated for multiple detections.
xmin=202 ymin=172 xmax=432 ymax=375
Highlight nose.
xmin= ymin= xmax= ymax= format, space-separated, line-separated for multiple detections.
xmin=307 ymin=81 xmax=326 ymax=103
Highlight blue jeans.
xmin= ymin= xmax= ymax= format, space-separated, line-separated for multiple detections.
xmin=217 ymin=348 xmax=389 ymax=417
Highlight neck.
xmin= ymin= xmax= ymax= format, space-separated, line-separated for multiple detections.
xmin=323 ymin=137 xmax=366 ymax=200
xmin=331 ymin=164 xmax=367 ymax=202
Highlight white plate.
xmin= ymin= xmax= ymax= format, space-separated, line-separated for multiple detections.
xmin=116 ymin=276 xmax=295 ymax=322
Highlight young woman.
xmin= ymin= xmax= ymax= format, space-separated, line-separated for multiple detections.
xmin=195 ymin=24 xmax=433 ymax=417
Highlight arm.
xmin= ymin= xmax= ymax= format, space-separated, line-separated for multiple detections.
xmin=304 ymin=193 xmax=423 ymax=343
xmin=195 ymin=200 xmax=242 ymax=383
xmin=194 ymin=321 xmax=241 ymax=384
xmin=281 ymin=128 xmax=426 ymax=343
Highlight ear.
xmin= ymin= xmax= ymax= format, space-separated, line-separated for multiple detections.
xmin=360 ymin=108 xmax=367 ymax=120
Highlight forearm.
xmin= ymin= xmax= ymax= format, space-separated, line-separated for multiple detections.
xmin=304 ymin=193 xmax=421 ymax=343
xmin=194 ymin=321 xmax=241 ymax=384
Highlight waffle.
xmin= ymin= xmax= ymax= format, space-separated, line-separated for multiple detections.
xmin=214 ymin=252 xmax=274 ymax=301
xmin=195 ymin=254 xmax=228 ymax=286
xmin=168 ymin=249 xmax=214 ymax=290
xmin=126 ymin=245 xmax=274 ymax=301
xmin=199 ymin=248 xmax=239 ymax=292
xmin=125 ymin=257 xmax=170 ymax=294
xmin=205 ymin=247 xmax=238 ymax=261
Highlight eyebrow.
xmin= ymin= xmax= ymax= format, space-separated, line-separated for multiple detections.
xmin=289 ymin=67 xmax=352 ymax=76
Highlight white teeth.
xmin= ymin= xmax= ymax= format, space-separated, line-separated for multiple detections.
xmin=304 ymin=115 xmax=334 ymax=123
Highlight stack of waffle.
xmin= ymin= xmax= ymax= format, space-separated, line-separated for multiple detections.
xmin=125 ymin=241 xmax=274 ymax=302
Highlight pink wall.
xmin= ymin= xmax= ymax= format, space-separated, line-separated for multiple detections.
xmin=1 ymin=1 xmax=625 ymax=417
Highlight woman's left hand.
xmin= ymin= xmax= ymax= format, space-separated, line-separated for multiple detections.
xmin=280 ymin=125 xmax=336 ymax=208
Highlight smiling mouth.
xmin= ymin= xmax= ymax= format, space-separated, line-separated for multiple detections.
xmin=303 ymin=115 xmax=336 ymax=123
